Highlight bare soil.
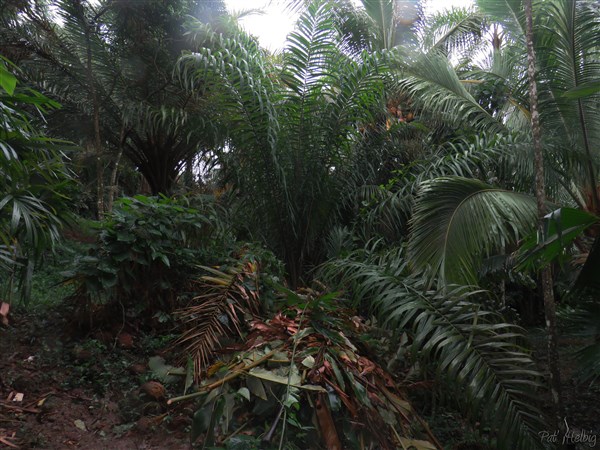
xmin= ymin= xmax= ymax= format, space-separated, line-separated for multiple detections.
xmin=0 ymin=308 xmax=191 ymax=449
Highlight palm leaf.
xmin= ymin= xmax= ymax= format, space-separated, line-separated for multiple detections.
xmin=321 ymin=247 xmax=546 ymax=450
xmin=476 ymin=0 xmax=526 ymax=37
xmin=399 ymin=52 xmax=504 ymax=133
xmin=408 ymin=176 xmax=538 ymax=286
xmin=174 ymin=264 xmax=261 ymax=379
xmin=535 ymin=0 xmax=600 ymax=211
xmin=419 ymin=7 xmax=488 ymax=57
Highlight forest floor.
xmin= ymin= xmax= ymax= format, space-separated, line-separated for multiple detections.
xmin=1 ymin=305 xmax=600 ymax=449
xmin=0 ymin=307 xmax=191 ymax=449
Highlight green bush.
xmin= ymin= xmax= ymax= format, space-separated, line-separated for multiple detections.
xmin=65 ymin=194 xmax=233 ymax=316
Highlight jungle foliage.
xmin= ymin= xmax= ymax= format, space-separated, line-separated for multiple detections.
xmin=2 ymin=0 xmax=600 ymax=448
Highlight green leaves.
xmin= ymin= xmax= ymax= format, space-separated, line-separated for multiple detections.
xmin=408 ymin=176 xmax=537 ymax=286
xmin=67 ymin=195 xmax=230 ymax=312
xmin=179 ymin=0 xmax=392 ymax=286
xmin=282 ymin=1 xmax=337 ymax=94
xmin=562 ymin=81 xmax=600 ymax=100
xmin=399 ymin=52 xmax=504 ymax=133
xmin=0 ymin=62 xmax=17 ymax=95
xmin=0 ymin=57 xmax=73 ymax=302
xmin=323 ymin=248 xmax=546 ymax=450
xmin=518 ymin=207 xmax=598 ymax=270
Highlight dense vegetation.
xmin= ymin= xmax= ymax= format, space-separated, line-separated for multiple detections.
xmin=1 ymin=0 xmax=600 ymax=449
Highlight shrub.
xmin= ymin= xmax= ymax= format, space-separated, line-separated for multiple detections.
xmin=65 ymin=194 xmax=232 ymax=321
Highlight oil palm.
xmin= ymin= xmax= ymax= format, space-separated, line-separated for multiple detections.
xmin=179 ymin=0 xmax=391 ymax=286
xmin=321 ymin=244 xmax=546 ymax=450
xmin=1 ymin=0 xmax=227 ymax=199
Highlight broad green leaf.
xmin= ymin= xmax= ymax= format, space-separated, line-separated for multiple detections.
xmin=562 ymin=81 xmax=600 ymax=99
xmin=236 ymin=387 xmax=250 ymax=401
xmin=301 ymin=355 xmax=315 ymax=368
xmin=398 ymin=438 xmax=437 ymax=450
xmin=246 ymin=376 xmax=267 ymax=400
xmin=148 ymin=356 xmax=182 ymax=384
xmin=247 ymin=367 xmax=326 ymax=392
xmin=248 ymin=366 xmax=301 ymax=386
xmin=518 ymin=208 xmax=598 ymax=270
xmin=184 ymin=357 xmax=194 ymax=395
xmin=0 ymin=65 xmax=17 ymax=95
xmin=191 ymin=404 xmax=212 ymax=443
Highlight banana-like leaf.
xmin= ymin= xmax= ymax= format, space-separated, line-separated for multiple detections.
xmin=0 ymin=63 xmax=17 ymax=95
xmin=517 ymin=207 xmax=598 ymax=270
xmin=572 ymin=235 xmax=600 ymax=297
xmin=408 ymin=176 xmax=537 ymax=287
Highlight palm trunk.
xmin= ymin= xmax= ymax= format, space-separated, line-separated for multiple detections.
xmin=524 ymin=0 xmax=563 ymax=432
xmin=85 ymin=20 xmax=104 ymax=219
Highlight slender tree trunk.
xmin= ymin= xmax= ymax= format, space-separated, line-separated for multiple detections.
xmin=106 ymin=149 xmax=123 ymax=213
xmin=184 ymin=155 xmax=194 ymax=188
xmin=85 ymin=20 xmax=104 ymax=219
xmin=524 ymin=0 xmax=563 ymax=432
xmin=107 ymin=125 xmax=126 ymax=213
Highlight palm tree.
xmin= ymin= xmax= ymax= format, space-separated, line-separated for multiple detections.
xmin=0 ymin=0 xmax=229 ymax=206
xmin=321 ymin=243 xmax=546 ymax=450
xmin=401 ymin=0 xmax=600 ymax=284
xmin=178 ymin=0 xmax=392 ymax=287
xmin=0 ymin=57 xmax=73 ymax=302
xmin=399 ymin=0 xmax=599 ymax=434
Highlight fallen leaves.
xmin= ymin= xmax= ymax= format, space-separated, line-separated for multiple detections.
xmin=140 ymin=381 xmax=166 ymax=400
xmin=0 ymin=303 xmax=9 ymax=327
xmin=0 ymin=431 xmax=18 ymax=448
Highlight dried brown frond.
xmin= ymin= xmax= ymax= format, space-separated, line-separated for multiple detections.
xmin=173 ymin=263 xmax=262 ymax=379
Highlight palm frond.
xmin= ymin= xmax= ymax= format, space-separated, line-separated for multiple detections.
xmin=476 ymin=0 xmax=526 ymax=37
xmin=419 ymin=7 xmax=488 ymax=58
xmin=281 ymin=0 xmax=338 ymax=95
xmin=174 ymin=263 xmax=261 ymax=379
xmin=536 ymin=0 xmax=600 ymax=211
xmin=399 ymin=52 xmax=504 ymax=133
xmin=408 ymin=176 xmax=538 ymax=286
xmin=321 ymin=247 xmax=546 ymax=450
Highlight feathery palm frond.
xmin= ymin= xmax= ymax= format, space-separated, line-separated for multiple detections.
xmin=536 ymin=0 xmax=600 ymax=213
xmin=476 ymin=0 xmax=526 ymax=38
xmin=399 ymin=52 xmax=504 ymax=133
xmin=179 ymin=1 xmax=391 ymax=285
xmin=321 ymin=247 xmax=546 ymax=450
xmin=418 ymin=7 xmax=488 ymax=58
xmin=174 ymin=263 xmax=261 ymax=379
xmin=0 ymin=58 xmax=73 ymax=301
xmin=354 ymin=133 xmax=531 ymax=242
xmin=408 ymin=177 xmax=537 ymax=287
xmin=360 ymin=0 xmax=397 ymax=50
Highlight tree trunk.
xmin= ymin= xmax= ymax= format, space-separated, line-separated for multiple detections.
xmin=524 ymin=0 xmax=563 ymax=432
xmin=106 ymin=125 xmax=126 ymax=213
xmin=106 ymin=148 xmax=123 ymax=213
xmin=85 ymin=19 xmax=104 ymax=219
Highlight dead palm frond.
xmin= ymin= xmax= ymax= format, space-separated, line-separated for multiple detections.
xmin=174 ymin=263 xmax=261 ymax=379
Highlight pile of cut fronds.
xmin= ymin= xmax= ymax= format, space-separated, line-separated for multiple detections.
xmin=170 ymin=287 xmax=438 ymax=449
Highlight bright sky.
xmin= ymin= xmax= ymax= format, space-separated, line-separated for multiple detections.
xmin=224 ymin=0 xmax=474 ymax=51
